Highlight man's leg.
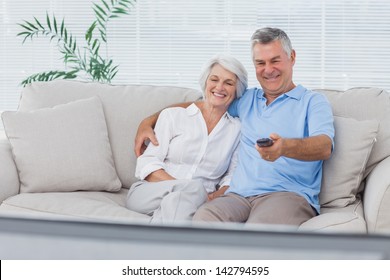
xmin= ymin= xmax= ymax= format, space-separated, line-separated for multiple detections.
xmin=193 ymin=193 xmax=251 ymax=223
xmin=246 ymin=192 xmax=316 ymax=227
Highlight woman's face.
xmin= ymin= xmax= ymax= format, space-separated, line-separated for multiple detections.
xmin=205 ymin=64 xmax=238 ymax=110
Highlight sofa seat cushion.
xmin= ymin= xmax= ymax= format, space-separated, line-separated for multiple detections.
xmin=0 ymin=188 xmax=149 ymax=222
xmin=299 ymin=200 xmax=366 ymax=233
xmin=18 ymin=80 xmax=202 ymax=188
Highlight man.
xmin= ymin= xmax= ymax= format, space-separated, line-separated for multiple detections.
xmin=134 ymin=27 xmax=334 ymax=227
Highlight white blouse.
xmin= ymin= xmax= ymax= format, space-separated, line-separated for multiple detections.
xmin=135 ymin=103 xmax=241 ymax=193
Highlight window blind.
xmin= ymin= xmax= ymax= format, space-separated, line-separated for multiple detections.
xmin=1 ymin=0 xmax=390 ymax=116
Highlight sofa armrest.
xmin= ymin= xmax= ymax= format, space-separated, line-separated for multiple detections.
xmin=364 ymin=156 xmax=390 ymax=234
xmin=0 ymin=138 xmax=20 ymax=203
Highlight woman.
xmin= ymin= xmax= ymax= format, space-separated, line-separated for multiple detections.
xmin=126 ymin=54 xmax=248 ymax=224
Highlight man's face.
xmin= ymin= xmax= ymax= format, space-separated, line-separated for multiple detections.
xmin=253 ymin=40 xmax=295 ymax=98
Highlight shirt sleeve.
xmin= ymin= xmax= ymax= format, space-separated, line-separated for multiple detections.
xmin=228 ymin=98 xmax=240 ymax=117
xmin=308 ymin=93 xmax=335 ymax=148
xmin=228 ymin=88 xmax=253 ymax=118
xmin=135 ymin=109 xmax=174 ymax=180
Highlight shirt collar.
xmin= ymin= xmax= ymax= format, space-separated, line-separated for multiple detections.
xmin=186 ymin=103 xmax=199 ymax=116
xmin=256 ymin=84 xmax=304 ymax=101
xmin=186 ymin=102 xmax=235 ymax=121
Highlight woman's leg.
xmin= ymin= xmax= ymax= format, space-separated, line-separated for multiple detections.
xmin=152 ymin=179 xmax=207 ymax=224
xmin=126 ymin=179 xmax=207 ymax=223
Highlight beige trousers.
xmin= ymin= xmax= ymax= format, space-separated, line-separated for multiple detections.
xmin=193 ymin=191 xmax=316 ymax=228
xmin=126 ymin=179 xmax=208 ymax=224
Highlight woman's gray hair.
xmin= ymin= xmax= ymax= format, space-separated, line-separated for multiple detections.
xmin=198 ymin=54 xmax=248 ymax=99
xmin=251 ymin=27 xmax=293 ymax=57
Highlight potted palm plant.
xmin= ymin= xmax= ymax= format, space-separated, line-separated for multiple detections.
xmin=17 ymin=0 xmax=137 ymax=86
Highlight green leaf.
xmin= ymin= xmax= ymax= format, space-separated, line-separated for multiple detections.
xmin=94 ymin=3 xmax=107 ymax=16
xmin=109 ymin=66 xmax=119 ymax=78
xmin=94 ymin=46 xmax=100 ymax=55
xmin=16 ymin=31 xmax=31 ymax=37
xmin=46 ymin=13 xmax=52 ymax=31
xmin=20 ymin=70 xmax=80 ymax=87
xmin=110 ymin=69 xmax=118 ymax=80
xmin=92 ymin=38 xmax=99 ymax=50
xmin=98 ymin=28 xmax=106 ymax=42
xmin=118 ymin=2 xmax=130 ymax=10
xmin=53 ymin=16 xmax=58 ymax=34
xmin=19 ymin=22 xmax=34 ymax=32
xmin=34 ymin=17 xmax=44 ymax=29
xmin=113 ymin=7 xmax=128 ymax=15
xmin=86 ymin=21 xmax=97 ymax=43
xmin=94 ymin=8 xmax=106 ymax=22
xmin=60 ymin=19 xmax=65 ymax=37
xmin=97 ymin=18 xmax=105 ymax=29
xmin=101 ymin=0 xmax=110 ymax=11
xmin=25 ymin=21 xmax=38 ymax=31
xmin=17 ymin=31 xmax=32 ymax=44
xmin=64 ymin=29 xmax=68 ymax=42
xmin=73 ymin=40 xmax=77 ymax=52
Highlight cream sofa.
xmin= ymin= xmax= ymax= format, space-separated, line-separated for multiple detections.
xmin=0 ymin=80 xmax=389 ymax=234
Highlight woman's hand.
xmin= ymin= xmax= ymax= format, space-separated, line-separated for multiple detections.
xmin=208 ymin=185 xmax=229 ymax=201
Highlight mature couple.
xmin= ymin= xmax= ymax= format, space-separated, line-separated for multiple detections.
xmin=126 ymin=27 xmax=335 ymax=227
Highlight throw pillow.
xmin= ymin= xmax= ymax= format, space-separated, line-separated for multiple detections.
xmin=320 ymin=116 xmax=379 ymax=208
xmin=1 ymin=96 xmax=121 ymax=193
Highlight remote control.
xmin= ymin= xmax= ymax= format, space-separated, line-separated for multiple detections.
xmin=256 ymin=138 xmax=274 ymax=147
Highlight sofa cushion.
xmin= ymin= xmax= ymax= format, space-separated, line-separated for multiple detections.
xmin=299 ymin=200 xmax=366 ymax=233
xmin=318 ymin=87 xmax=390 ymax=178
xmin=0 ymin=139 xmax=19 ymax=202
xmin=0 ymin=189 xmax=149 ymax=222
xmin=1 ymin=96 xmax=121 ymax=193
xmin=18 ymin=80 xmax=202 ymax=188
xmin=320 ymin=116 xmax=379 ymax=207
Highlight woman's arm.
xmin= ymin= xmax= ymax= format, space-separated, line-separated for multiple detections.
xmin=135 ymin=110 xmax=174 ymax=181
xmin=144 ymin=169 xmax=175 ymax=182
xmin=208 ymin=185 xmax=229 ymax=201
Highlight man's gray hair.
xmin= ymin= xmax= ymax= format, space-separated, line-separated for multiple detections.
xmin=199 ymin=54 xmax=248 ymax=99
xmin=251 ymin=27 xmax=293 ymax=57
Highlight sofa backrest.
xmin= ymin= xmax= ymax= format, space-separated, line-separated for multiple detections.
xmin=18 ymin=80 xmax=202 ymax=188
xmin=317 ymin=87 xmax=390 ymax=177
xmin=17 ymin=81 xmax=390 ymax=199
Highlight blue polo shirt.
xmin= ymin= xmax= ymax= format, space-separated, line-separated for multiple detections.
xmin=227 ymin=85 xmax=334 ymax=213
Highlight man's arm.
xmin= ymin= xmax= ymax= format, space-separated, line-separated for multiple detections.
xmin=134 ymin=112 xmax=160 ymax=157
xmin=255 ymin=133 xmax=332 ymax=162
xmin=133 ymin=102 xmax=193 ymax=157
